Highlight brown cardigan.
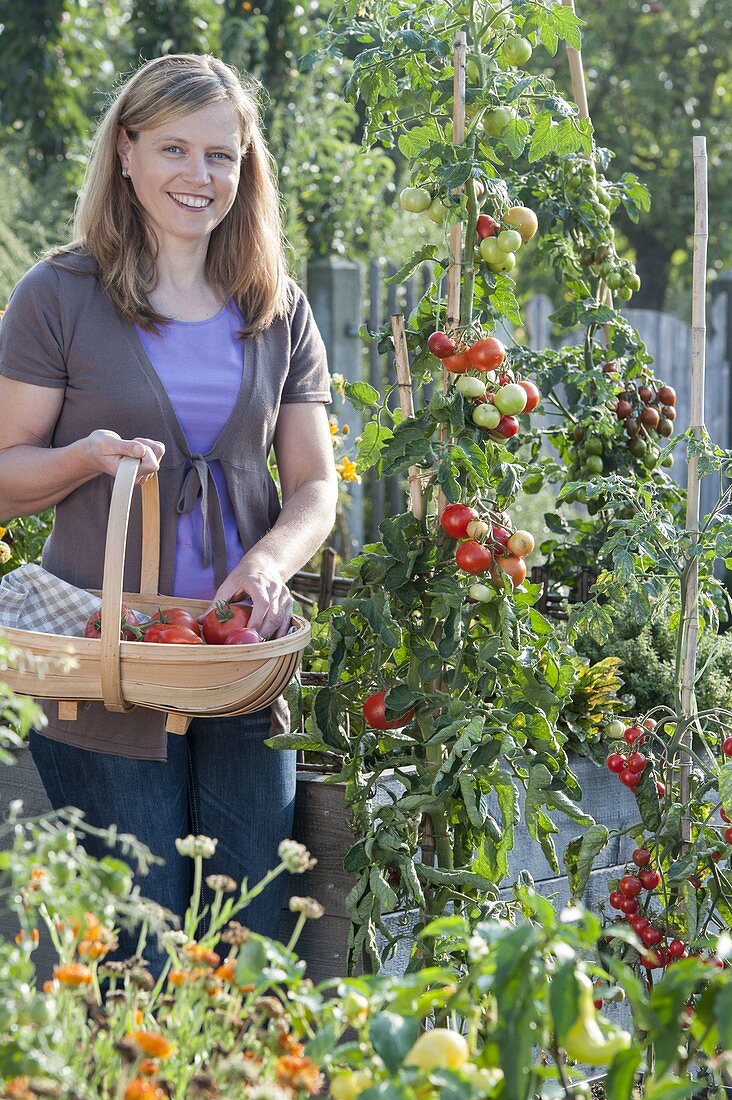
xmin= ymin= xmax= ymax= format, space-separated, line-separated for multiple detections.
xmin=0 ymin=252 xmax=331 ymax=760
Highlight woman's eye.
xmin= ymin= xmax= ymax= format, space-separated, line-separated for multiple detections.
xmin=209 ymin=152 xmax=231 ymax=160
xmin=164 ymin=146 xmax=183 ymax=154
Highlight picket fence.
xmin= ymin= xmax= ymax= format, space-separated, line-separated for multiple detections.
xmin=307 ymin=258 xmax=732 ymax=552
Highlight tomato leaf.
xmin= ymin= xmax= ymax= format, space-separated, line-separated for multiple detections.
xmin=566 ymin=824 xmax=610 ymax=900
xmin=604 ymin=1045 xmax=643 ymax=1100
xmin=368 ymin=1012 xmax=419 ymax=1074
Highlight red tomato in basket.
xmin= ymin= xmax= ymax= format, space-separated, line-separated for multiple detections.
xmin=148 ymin=607 xmax=202 ymax=636
xmin=143 ymin=623 xmax=204 ymax=644
xmin=225 ymin=627 xmax=263 ymax=645
xmin=84 ymin=606 xmax=144 ymax=640
xmin=201 ymin=601 xmax=252 ymax=645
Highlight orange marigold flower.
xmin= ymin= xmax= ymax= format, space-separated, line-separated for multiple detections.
xmin=31 ymin=868 xmax=47 ymax=880
xmin=237 ymin=982 xmax=255 ymax=994
xmin=274 ymin=1054 xmax=324 ymax=1094
xmin=183 ymin=943 xmax=221 ymax=967
xmin=277 ymin=1031 xmax=305 ymax=1055
xmin=78 ymin=938 xmax=111 ymax=959
xmin=53 ymin=962 xmax=93 ymax=986
xmin=128 ymin=1030 xmax=176 ymax=1059
xmin=206 ymin=978 xmax=223 ymax=996
xmin=4 ymin=1077 xmax=33 ymax=1099
xmin=214 ymin=960 xmax=236 ymax=982
xmin=124 ymin=1079 xmax=167 ymax=1100
xmin=43 ymin=980 xmax=57 ymax=994
xmin=139 ymin=1059 xmax=158 ymax=1076
xmin=134 ymin=1009 xmax=144 ymax=1026
xmin=167 ymin=969 xmax=186 ymax=986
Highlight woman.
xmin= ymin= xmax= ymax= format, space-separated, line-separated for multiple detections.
xmin=0 ymin=54 xmax=337 ymax=976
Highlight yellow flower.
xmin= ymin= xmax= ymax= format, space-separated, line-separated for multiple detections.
xmin=0 ymin=525 xmax=6 ymax=538
xmin=329 ymin=419 xmax=340 ymax=437
xmin=335 ymin=457 xmax=360 ymax=483
xmin=0 ymin=541 xmax=12 ymax=564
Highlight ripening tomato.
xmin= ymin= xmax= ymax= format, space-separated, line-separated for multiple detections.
xmin=148 ymin=607 xmax=202 ymax=636
xmin=427 ymin=331 xmax=457 ymax=359
xmin=440 ymin=503 xmax=478 ymax=539
xmin=657 ymin=385 xmax=676 ymax=407
xmin=618 ymin=895 xmax=639 ymax=915
xmin=620 ymin=768 xmax=642 ymax=789
xmin=442 ymin=351 xmax=471 ymax=374
xmin=476 ymin=214 xmax=500 ymax=240
xmin=455 ymin=540 xmax=493 ymax=574
xmin=494 ymin=415 xmax=519 ymax=438
xmin=615 ymin=400 xmax=633 ymax=419
xmin=497 ymin=555 xmax=527 ymax=587
xmin=467 ymin=337 xmax=506 ymax=371
xmin=201 ymin=601 xmax=252 ymax=644
xmin=517 ymin=379 xmax=541 ymax=412
xmin=506 ymin=529 xmax=534 ymax=558
xmin=143 ymin=623 xmax=204 ymax=644
xmin=607 ymin=753 xmax=625 ymax=773
xmin=363 ymin=689 xmax=415 ymax=730
xmin=633 ymin=848 xmax=652 ymax=867
xmin=619 ymin=875 xmax=642 ymax=898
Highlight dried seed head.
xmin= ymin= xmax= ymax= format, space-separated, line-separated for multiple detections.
xmin=205 ymin=874 xmax=237 ymax=893
xmin=277 ymin=839 xmax=317 ymax=874
xmin=220 ymin=921 xmax=251 ymax=945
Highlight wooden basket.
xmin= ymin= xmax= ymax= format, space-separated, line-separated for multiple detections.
xmin=1 ymin=456 xmax=311 ymax=735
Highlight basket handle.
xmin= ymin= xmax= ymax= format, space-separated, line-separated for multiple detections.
xmin=100 ymin=456 xmax=161 ymax=712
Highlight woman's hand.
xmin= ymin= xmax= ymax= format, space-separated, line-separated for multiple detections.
xmin=84 ymin=429 xmax=165 ymax=484
xmin=200 ymin=552 xmax=293 ymax=640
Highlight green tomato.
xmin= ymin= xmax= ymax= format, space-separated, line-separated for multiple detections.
xmin=426 ymin=197 xmax=448 ymax=224
xmin=643 ymin=449 xmax=658 ymax=469
xmin=497 ymin=228 xmax=522 ymax=253
xmin=604 ymin=271 xmax=623 ymax=291
xmin=500 ymin=34 xmax=532 ymax=66
xmin=494 ymin=383 xmax=527 ymax=416
xmin=330 ymin=1070 xmax=374 ymax=1100
xmin=472 ymin=403 xmax=502 ymax=429
xmin=482 ymin=106 xmax=516 ymax=137
xmin=479 ymin=236 xmax=504 ymax=264
xmin=585 ymin=454 xmax=604 ymax=476
xmin=466 ymin=58 xmax=480 ymax=83
xmin=455 ymin=375 xmax=487 ymax=398
xmin=399 ymin=186 xmax=432 ymax=213
xmin=629 ymin=437 xmax=647 ymax=458
xmin=605 ymin=719 xmax=626 ymax=739
xmin=490 ymin=250 xmax=516 ymax=273
xmin=662 ymin=454 xmax=674 ymax=468
xmin=585 ymin=437 xmax=603 ymax=456
xmin=616 ymin=285 xmax=633 ymax=301
xmin=469 ymin=582 xmax=494 ymax=602
xmin=626 ymin=273 xmax=641 ymax=291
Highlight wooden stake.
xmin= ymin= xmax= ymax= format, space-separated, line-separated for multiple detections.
xmin=561 ymin=0 xmax=590 ymax=121
xmin=391 ymin=313 xmax=425 ymax=520
xmin=679 ymin=136 xmax=708 ymax=841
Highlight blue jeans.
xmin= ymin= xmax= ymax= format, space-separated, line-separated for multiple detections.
xmin=28 ymin=710 xmax=296 ymax=980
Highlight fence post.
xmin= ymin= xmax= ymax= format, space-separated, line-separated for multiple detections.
xmin=307 ymin=258 xmax=365 ymax=554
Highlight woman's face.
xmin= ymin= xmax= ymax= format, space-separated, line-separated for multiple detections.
xmin=117 ymin=101 xmax=243 ymax=250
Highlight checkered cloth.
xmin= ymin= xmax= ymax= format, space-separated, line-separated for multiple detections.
xmin=0 ymin=564 xmax=104 ymax=637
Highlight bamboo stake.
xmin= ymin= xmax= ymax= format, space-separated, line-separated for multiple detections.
xmin=561 ymin=1 xmax=612 ymax=315
xmin=679 ymin=137 xmax=708 ymax=841
xmin=561 ymin=0 xmax=589 ymax=121
xmin=445 ymin=31 xmax=467 ymax=331
xmin=391 ymin=313 xmax=425 ymax=520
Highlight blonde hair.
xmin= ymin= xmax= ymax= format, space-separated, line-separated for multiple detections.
xmin=53 ymin=54 xmax=289 ymax=335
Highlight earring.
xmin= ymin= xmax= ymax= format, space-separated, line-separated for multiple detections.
xmin=122 ymin=166 xmax=130 ymax=178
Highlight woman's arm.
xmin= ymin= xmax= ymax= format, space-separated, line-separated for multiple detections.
xmin=0 ymin=377 xmax=165 ymax=521
xmin=203 ymin=402 xmax=338 ymax=638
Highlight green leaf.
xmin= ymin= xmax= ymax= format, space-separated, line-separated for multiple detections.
xmin=713 ymin=981 xmax=732 ymax=1050
xmin=528 ymin=112 xmax=556 ymax=162
xmin=604 ymin=1045 xmax=643 ymax=1100
xmin=346 ymin=380 xmax=380 ymax=409
xmin=264 ymin=731 xmax=328 ymax=751
xmin=719 ymin=761 xmax=732 ymax=816
xmin=368 ymin=1012 xmax=419 ymax=1074
xmin=489 ymin=275 xmax=522 ymax=326
xmin=357 ymin=420 xmax=393 ymax=473
xmin=566 ymin=824 xmax=610 ymax=899
xmin=385 ymin=244 xmax=439 ymax=285
xmin=635 ymin=773 xmax=662 ymax=832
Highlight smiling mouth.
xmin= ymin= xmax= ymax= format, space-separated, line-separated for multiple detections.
xmin=167 ymin=193 xmax=213 ymax=210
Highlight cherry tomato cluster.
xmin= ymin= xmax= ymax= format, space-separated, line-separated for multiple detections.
xmin=606 ymin=724 xmax=650 ymax=790
xmin=607 ymin=850 xmax=676 ymax=971
xmin=426 ymin=332 xmax=541 ymax=441
xmin=613 ymin=375 xmax=677 ymax=470
xmin=82 ymin=600 xmax=265 ymax=646
xmin=440 ymin=502 xmax=534 ymax=590
xmin=474 ymin=204 xmax=538 ymax=275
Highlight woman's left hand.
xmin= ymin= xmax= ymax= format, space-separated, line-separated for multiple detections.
xmin=200 ymin=553 xmax=293 ymax=639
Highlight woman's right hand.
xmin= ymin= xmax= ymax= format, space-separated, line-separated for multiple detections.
xmin=84 ymin=430 xmax=165 ymax=484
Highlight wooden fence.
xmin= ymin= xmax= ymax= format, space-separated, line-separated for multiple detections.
xmin=307 ymin=258 xmax=732 ymax=550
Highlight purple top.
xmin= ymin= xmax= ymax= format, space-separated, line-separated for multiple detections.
xmin=136 ymin=302 xmax=246 ymax=599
